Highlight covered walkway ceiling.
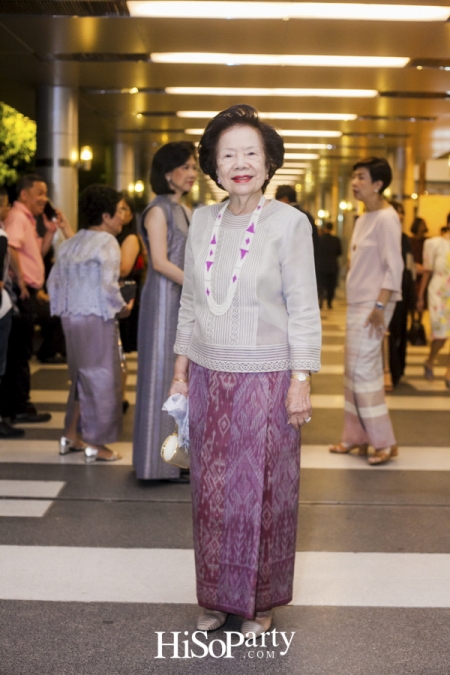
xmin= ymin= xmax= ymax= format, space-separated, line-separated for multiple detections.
xmin=1 ymin=1 xmax=450 ymax=182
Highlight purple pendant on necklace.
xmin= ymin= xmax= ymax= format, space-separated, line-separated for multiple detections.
xmin=204 ymin=195 xmax=266 ymax=316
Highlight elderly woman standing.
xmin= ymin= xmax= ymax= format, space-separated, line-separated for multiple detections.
xmin=169 ymin=105 xmax=321 ymax=637
xmin=330 ymin=157 xmax=403 ymax=465
xmin=48 ymin=185 xmax=132 ymax=462
xmin=133 ymin=142 xmax=197 ymax=480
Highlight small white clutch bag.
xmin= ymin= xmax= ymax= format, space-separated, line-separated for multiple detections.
xmin=161 ymin=427 xmax=190 ymax=469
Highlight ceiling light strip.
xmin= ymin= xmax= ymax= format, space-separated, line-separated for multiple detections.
xmin=156 ymin=53 xmax=408 ymax=68
xmin=170 ymin=88 xmax=377 ymax=97
xmin=128 ymin=2 xmax=450 ymax=22
xmin=177 ymin=110 xmax=357 ymax=120
xmin=184 ymin=128 xmax=342 ymax=138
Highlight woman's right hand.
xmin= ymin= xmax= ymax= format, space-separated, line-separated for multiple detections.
xmin=169 ymin=379 xmax=188 ymax=397
xmin=416 ymin=297 xmax=424 ymax=313
xmin=117 ymin=298 xmax=134 ymax=319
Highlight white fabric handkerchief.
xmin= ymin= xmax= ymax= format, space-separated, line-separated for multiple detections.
xmin=162 ymin=393 xmax=189 ymax=448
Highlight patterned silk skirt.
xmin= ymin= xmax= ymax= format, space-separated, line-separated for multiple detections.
xmin=189 ymin=363 xmax=300 ymax=619
xmin=343 ymin=301 xmax=396 ymax=449
xmin=62 ymin=315 xmax=122 ymax=446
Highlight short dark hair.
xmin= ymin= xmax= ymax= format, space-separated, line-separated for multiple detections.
xmin=323 ymin=221 xmax=334 ymax=232
xmin=199 ymin=104 xmax=284 ymax=190
xmin=16 ymin=173 xmax=47 ymax=197
xmin=78 ymin=184 xmax=122 ymax=229
xmin=0 ymin=186 xmax=8 ymax=200
xmin=150 ymin=142 xmax=196 ymax=195
xmin=410 ymin=217 xmax=427 ymax=236
xmin=275 ymin=185 xmax=296 ymax=203
xmin=352 ymin=157 xmax=392 ymax=194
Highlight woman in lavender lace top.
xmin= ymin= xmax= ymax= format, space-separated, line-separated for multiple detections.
xmin=48 ymin=185 xmax=132 ymax=463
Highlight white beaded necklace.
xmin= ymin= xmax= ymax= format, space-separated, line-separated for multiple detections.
xmin=204 ymin=196 xmax=265 ymax=316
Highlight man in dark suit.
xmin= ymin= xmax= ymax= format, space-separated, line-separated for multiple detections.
xmin=274 ymin=185 xmax=320 ymax=277
xmin=316 ymin=221 xmax=342 ymax=309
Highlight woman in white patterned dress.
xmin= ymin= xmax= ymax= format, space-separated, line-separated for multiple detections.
xmin=417 ymin=225 xmax=450 ymax=387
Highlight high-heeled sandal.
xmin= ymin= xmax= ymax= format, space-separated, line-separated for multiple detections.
xmin=241 ymin=610 xmax=273 ymax=639
xmin=59 ymin=436 xmax=87 ymax=455
xmin=329 ymin=442 xmax=368 ymax=456
xmin=197 ymin=609 xmax=227 ymax=632
xmin=84 ymin=446 xmax=122 ymax=463
xmin=423 ymin=363 xmax=434 ymax=380
xmin=368 ymin=445 xmax=398 ymax=466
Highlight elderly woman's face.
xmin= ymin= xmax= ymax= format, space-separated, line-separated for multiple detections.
xmin=216 ymin=125 xmax=267 ymax=196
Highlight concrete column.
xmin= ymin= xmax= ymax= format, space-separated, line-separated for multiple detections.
xmin=388 ymin=146 xmax=406 ymax=201
xmin=36 ymin=85 xmax=78 ymax=229
xmin=113 ymin=141 xmax=135 ymax=192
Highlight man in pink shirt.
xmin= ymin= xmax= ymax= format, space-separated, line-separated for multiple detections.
xmin=0 ymin=174 xmax=55 ymax=424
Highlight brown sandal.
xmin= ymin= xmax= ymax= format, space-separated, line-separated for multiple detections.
xmin=368 ymin=445 xmax=398 ymax=466
xmin=329 ymin=442 xmax=368 ymax=456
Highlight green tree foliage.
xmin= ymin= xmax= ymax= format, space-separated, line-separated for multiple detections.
xmin=0 ymin=102 xmax=36 ymax=185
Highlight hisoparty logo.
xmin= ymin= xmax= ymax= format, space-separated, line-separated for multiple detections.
xmin=154 ymin=630 xmax=295 ymax=660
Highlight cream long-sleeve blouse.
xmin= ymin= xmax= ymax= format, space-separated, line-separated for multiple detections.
xmin=346 ymin=205 xmax=403 ymax=305
xmin=174 ymin=199 xmax=321 ymax=373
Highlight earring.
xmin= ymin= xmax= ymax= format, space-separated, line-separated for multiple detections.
xmin=217 ymin=177 xmax=221 ymax=184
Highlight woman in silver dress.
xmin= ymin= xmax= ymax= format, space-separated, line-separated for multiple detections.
xmin=133 ymin=142 xmax=197 ymax=480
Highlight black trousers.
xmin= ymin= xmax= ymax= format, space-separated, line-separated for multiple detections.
xmin=389 ymin=299 xmax=408 ymax=388
xmin=318 ymin=271 xmax=338 ymax=308
xmin=0 ymin=288 xmax=40 ymax=417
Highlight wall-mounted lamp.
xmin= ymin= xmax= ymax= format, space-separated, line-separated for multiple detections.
xmin=127 ymin=181 xmax=145 ymax=195
xmin=79 ymin=146 xmax=93 ymax=171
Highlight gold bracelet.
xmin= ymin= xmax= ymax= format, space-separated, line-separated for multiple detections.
xmin=291 ymin=373 xmax=311 ymax=383
xmin=172 ymin=378 xmax=188 ymax=383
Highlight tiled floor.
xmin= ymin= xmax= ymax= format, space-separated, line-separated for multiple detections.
xmin=1 ymin=298 xmax=449 ymax=675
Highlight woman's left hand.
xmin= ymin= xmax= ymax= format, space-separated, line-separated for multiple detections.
xmin=285 ymin=380 xmax=312 ymax=431
xmin=364 ymin=307 xmax=385 ymax=338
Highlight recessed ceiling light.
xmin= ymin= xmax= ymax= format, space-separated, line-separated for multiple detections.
xmin=284 ymin=143 xmax=332 ymax=149
xmin=261 ymin=112 xmax=357 ymax=121
xmin=185 ymin=128 xmax=206 ymax=135
xmin=284 ymin=153 xmax=320 ymax=159
xmin=177 ymin=110 xmax=357 ymax=121
xmin=154 ymin=53 xmax=409 ymax=68
xmin=276 ymin=169 xmax=306 ymax=174
xmin=185 ymin=128 xmax=342 ymax=138
xmin=170 ymin=88 xmax=377 ymax=97
xmin=128 ymin=2 xmax=450 ymax=22
xmin=279 ymin=130 xmax=342 ymax=138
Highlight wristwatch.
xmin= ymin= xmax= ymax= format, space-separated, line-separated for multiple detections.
xmin=375 ymin=301 xmax=384 ymax=310
xmin=291 ymin=372 xmax=311 ymax=383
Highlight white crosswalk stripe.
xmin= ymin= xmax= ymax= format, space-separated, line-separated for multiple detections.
xmin=1 ymin=546 xmax=450 ymax=607
xmin=0 ymin=480 xmax=66 ymax=517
